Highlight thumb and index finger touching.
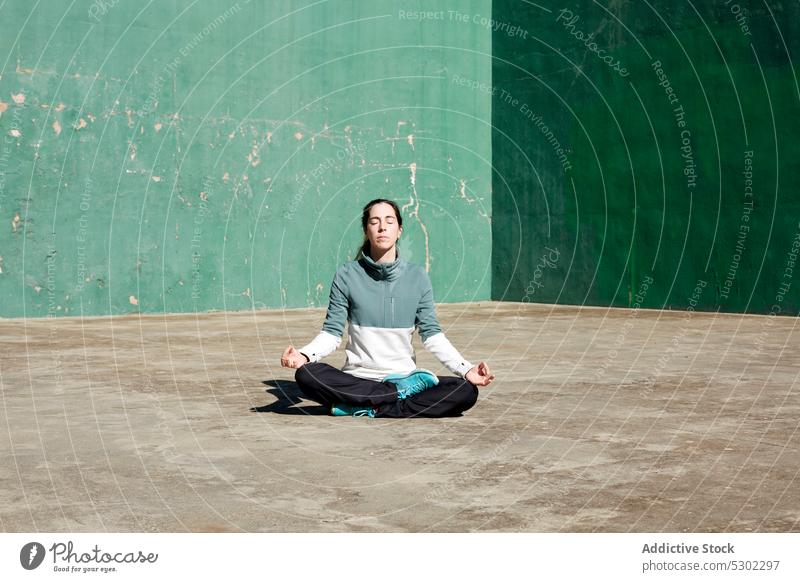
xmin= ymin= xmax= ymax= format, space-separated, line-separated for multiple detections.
xmin=478 ymin=361 xmax=496 ymax=383
xmin=281 ymin=345 xmax=297 ymax=367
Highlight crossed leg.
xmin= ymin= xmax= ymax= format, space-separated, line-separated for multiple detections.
xmin=295 ymin=362 xmax=478 ymax=418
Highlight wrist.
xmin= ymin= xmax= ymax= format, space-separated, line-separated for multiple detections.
xmin=455 ymin=361 xmax=474 ymax=378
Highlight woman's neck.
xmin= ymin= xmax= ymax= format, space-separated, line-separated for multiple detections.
xmin=369 ymin=246 xmax=397 ymax=263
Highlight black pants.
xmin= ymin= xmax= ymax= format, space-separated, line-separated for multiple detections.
xmin=295 ymin=362 xmax=479 ymax=418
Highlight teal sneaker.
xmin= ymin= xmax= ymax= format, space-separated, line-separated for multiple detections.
xmin=383 ymin=368 xmax=439 ymax=400
xmin=330 ymin=404 xmax=376 ymax=417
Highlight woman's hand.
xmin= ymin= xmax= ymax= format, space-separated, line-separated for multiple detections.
xmin=281 ymin=345 xmax=309 ymax=369
xmin=465 ymin=362 xmax=495 ymax=386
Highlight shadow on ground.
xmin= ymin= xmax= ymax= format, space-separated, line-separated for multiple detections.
xmin=251 ymin=379 xmax=328 ymax=415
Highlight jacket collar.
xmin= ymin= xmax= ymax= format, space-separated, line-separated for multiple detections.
xmin=358 ymin=247 xmax=402 ymax=281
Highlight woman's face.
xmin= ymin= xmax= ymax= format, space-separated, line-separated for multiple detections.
xmin=365 ymin=202 xmax=402 ymax=255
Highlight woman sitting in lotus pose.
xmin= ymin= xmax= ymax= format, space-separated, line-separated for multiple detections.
xmin=281 ymin=198 xmax=494 ymax=417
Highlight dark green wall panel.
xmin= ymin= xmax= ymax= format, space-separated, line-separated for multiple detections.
xmin=492 ymin=1 xmax=800 ymax=315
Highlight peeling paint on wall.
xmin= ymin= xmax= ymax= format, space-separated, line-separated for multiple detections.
xmin=0 ymin=0 xmax=491 ymax=317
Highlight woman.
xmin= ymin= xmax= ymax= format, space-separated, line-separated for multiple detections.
xmin=281 ymin=198 xmax=494 ymax=417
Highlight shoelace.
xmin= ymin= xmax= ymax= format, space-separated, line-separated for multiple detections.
xmin=353 ymin=408 xmax=375 ymax=417
xmin=397 ymin=379 xmax=426 ymax=399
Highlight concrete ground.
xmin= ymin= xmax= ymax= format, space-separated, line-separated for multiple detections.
xmin=0 ymin=302 xmax=798 ymax=532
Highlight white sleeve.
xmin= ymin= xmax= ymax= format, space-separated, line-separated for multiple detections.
xmin=423 ymin=332 xmax=473 ymax=377
xmin=298 ymin=331 xmax=342 ymax=363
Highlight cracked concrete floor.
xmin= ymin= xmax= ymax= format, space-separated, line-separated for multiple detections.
xmin=1 ymin=302 xmax=798 ymax=532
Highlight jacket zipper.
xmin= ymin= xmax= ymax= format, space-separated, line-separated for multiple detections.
xmin=391 ymin=296 xmax=395 ymax=326
xmin=383 ymin=279 xmax=387 ymax=327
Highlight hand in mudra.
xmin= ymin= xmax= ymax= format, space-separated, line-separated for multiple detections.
xmin=465 ymin=362 xmax=495 ymax=386
xmin=281 ymin=346 xmax=309 ymax=369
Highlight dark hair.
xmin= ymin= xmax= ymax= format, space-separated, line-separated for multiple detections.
xmin=355 ymin=198 xmax=403 ymax=260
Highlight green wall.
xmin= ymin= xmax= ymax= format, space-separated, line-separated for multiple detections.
xmin=0 ymin=0 xmax=492 ymax=318
xmin=492 ymin=1 xmax=800 ymax=315
xmin=6 ymin=1 xmax=799 ymax=319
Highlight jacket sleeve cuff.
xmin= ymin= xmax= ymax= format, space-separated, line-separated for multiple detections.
xmin=422 ymin=332 xmax=473 ymax=378
xmin=298 ymin=331 xmax=342 ymax=363
xmin=454 ymin=360 xmax=474 ymax=378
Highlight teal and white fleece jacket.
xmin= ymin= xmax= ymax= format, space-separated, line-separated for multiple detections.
xmin=299 ymin=251 xmax=473 ymax=381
